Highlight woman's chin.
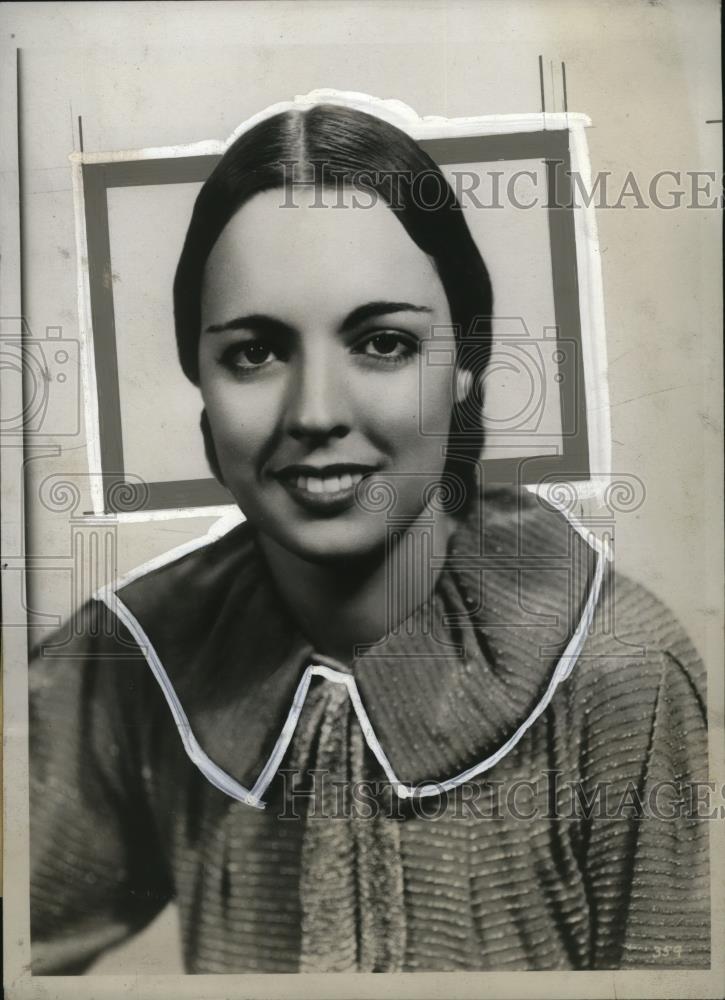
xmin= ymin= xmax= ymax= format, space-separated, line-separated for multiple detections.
xmin=246 ymin=509 xmax=390 ymax=567
xmin=275 ymin=520 xmax=389 ymax=566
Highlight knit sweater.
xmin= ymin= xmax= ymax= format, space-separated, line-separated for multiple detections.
xmin=29 ymin=487 xmax=710 ymax=973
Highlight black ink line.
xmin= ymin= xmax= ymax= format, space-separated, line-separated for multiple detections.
xmin=78 ymin=115 xmax=84 ymax=153
xmin=550 ymin=60 xmax=556 ymax=114
xmin=539 ymin=55 xmax=546 ymax=114
xmin=17 ymin=49 xmax=25 ymax=324
xmin=562 ymin=62 xmax=568 ymax=113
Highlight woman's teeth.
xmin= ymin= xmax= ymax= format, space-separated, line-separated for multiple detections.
xmin=295 ymin=472 xmax=363 ymax=494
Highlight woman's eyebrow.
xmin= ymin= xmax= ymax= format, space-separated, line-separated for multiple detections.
xmin=204 ymin=302 xmax=432 ymax=336
xmin=340 ymin=301 xmax=433 ymax=331
xmin=204 ymin=314 xmax=293 ymax=336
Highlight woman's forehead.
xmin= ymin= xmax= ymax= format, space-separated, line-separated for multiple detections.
xmin=201 ymin=187 xmax=448 ymax=324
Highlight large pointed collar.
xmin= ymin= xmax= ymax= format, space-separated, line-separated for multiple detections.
xmin=110 ymin=487 xmax=600 ymax=800
xmin=351 ymin=487 xmax=600 ymax=785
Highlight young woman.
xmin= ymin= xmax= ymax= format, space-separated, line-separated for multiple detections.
xmin=29 ymin=103 xmax=709 ymax=974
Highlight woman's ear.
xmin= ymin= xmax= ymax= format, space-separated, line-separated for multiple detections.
xmin=200 ymin=409 xmax=226 ymax=486
xmin=454 ymin=367 xmax=474 ymax=404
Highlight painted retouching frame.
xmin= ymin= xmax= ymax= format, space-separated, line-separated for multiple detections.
xmin=70 ymin=90 xmax=611 ymax=518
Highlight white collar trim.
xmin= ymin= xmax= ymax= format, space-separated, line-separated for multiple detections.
xmin=95 ymin=502 xmax=606 ymax=810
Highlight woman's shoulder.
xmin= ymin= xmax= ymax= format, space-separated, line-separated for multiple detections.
xmin=472 ymin=488 xmax=707 ymax=725
xmin=112 ymin=515 xmax=257 ymax=619
xmin=29 ymin=516 xmax=261 ymax=694
xmin=477 ymin=488 xmax=706 ymax=698
xmin=566 ymin=566 xmax=708 ymax=751
xmin=587 ymin=568 xmax=705 ymax=685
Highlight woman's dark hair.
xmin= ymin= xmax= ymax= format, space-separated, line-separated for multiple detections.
xmin=174 ymin=103 xmax=493 ymax=504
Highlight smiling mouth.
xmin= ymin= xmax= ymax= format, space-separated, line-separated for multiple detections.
xmin=273 ymin=465 xmax=376 ymax=514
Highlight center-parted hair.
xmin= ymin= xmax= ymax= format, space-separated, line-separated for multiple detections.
xmin=173 ymin=103 xmax=494 ymax=499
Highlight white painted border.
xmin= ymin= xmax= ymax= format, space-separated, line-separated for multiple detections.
xmin=98 ymin=584 xmax=265 ymax=810
xmin=70 ymin=88 xmax=610 ymax=520
xmin=68 ymin=92 xmax=589 ymax=166
xmin=567 ymin=122 xmax=612 ymax=495
xmin=85 ymin=503 xmax=239 ymax=525
xmin=96 ymin=505 xmax=243 ymax=591
xmin=70 ymin=156 xmax=105 ymax=516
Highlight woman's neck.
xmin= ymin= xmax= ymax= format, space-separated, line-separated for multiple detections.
xmin=258 ymin=506 xmax=457 ymax=665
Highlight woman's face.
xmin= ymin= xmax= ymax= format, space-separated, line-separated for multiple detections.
xmin=199 ymin=185 xmax=457 ymax=563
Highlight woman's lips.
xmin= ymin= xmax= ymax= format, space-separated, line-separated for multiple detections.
xmin=273 ymin=466 xmax=375 ymax=515
xmin=293 ymin=470 xmax=364 ymax=493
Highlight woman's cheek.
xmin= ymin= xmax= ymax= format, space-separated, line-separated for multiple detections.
xmin=369 ymin=366 xmax=452 ymax=444
xmin=208 ymin=387 xmax=278 ymax=471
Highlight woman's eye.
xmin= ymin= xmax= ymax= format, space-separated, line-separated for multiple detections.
xmin=221 ymin=341 xmax=279 ymax=371
xmin=358 ymin=332 xmax=416 ymax=362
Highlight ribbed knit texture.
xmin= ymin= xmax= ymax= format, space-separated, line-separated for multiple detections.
xmin=29 ymin=488 xmax=710 ymax=973
xmin=287 ymin=679 xmax=407 ymax=972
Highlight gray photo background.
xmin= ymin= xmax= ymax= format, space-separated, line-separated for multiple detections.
xmin=2 ymin=0 xmax=722 ymax=981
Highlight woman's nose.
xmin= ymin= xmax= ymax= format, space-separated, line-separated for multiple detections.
xmin=284 ymin=347 xmax=352 ymax=441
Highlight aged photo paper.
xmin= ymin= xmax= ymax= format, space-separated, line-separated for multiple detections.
xmin=1 ymin=2 xmax=723 ymax=999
